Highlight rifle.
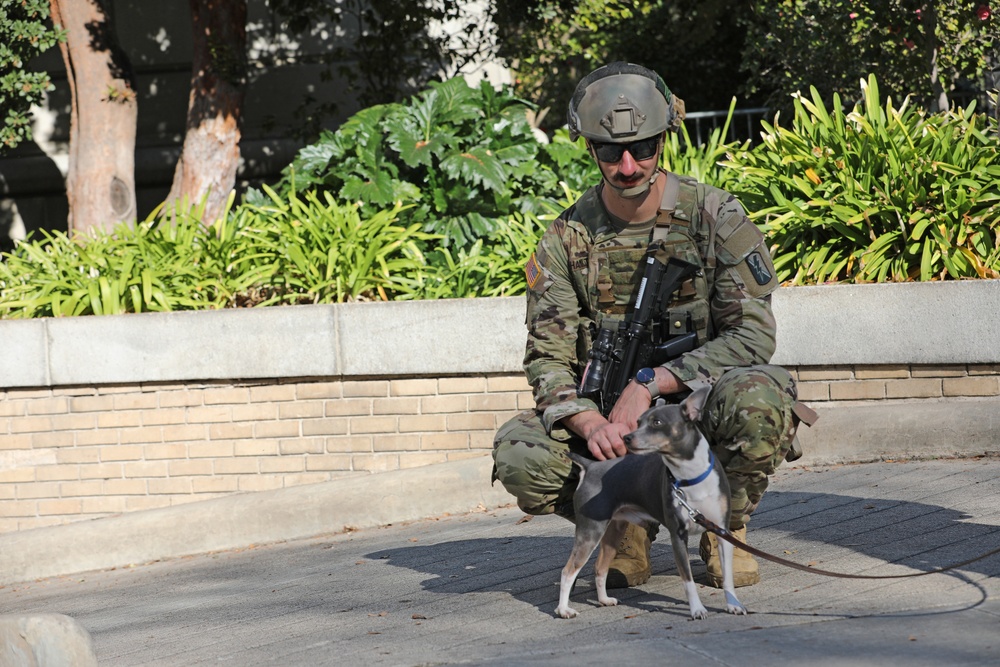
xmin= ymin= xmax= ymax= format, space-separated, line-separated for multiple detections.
xmin=578 ymin=254 xmax=700 ymax=416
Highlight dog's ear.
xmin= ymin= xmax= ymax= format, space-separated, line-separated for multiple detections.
xmin=682 ymin=385 xmax=712 ymax=422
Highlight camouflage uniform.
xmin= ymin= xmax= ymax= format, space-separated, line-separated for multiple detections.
xmin=493 ymin=173 xmax=805 ymax=530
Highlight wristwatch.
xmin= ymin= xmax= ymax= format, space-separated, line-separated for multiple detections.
xmin=635 ymin=367 xmax=660 ymax=400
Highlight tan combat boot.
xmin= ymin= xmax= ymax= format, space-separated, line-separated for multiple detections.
xmin=606 ymin=522 xmax=652 ymax=588
xmin=699 ymin=527 xmax=759 ymax=588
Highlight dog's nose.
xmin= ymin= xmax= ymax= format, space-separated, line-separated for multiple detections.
xmin=622 ymin=433 xmax=632 ymax=446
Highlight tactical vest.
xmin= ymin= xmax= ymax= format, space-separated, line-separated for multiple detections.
xmin=570 ymin=172 xmax=714 ymax=358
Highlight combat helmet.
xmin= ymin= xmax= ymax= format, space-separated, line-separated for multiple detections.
xmin=567 ymin=62 xmax=684 ymax=198
xmin=567 ymin=62 xmax=684 ymax=143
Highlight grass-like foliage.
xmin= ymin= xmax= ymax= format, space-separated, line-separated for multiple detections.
xmin=0 ymin=188 xmax=549 ymax=318
xmin=726 ymin=75 xmax=1000 ymax=284
xmin=2 ymin=75 xmax=998 ymax=319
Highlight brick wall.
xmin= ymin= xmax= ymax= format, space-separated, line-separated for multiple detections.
xmin=795 ymin=364 xmax=1000 ymax=402
xmin=2 ymin=364 xmax=998 ymax=535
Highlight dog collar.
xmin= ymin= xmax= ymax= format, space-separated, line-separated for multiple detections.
xmin=672 ymin=451 xmax=715 ymax=489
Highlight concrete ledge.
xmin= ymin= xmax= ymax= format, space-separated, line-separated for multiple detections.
xmin=2 ymin=280 xmax=1000 ymax=388
xmin=0 ymin=614 xmax=98 ymax=667
xmin=0 ymin=455 xmax=512 ymax=586
xmin=796 ymin=397 xmax=1000 ymax=466
xmin=771 ymin=280 xmax=1000 ymax=365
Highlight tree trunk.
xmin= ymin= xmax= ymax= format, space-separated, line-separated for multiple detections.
xmin=167 ymin=0 xmax=247 ymax=224
xmin=49 ymin=0 xmax=137 ymax=234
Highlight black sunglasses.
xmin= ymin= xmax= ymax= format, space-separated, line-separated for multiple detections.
xmin=590 ymin=136 xmax=660 ymax=163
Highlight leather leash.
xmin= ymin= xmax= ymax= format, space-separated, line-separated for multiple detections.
xmin=673 ymin=488 xmax=1000 ymax=579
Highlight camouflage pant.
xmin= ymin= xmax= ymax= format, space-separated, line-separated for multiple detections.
xmin=492 ymin=365 xmax=800 ymax=531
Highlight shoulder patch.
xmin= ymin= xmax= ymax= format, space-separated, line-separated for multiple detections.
xmin=746 ymin=250 xmax=773 ymax=286
xmin=525 ymin=253 xmax=543 ymax=290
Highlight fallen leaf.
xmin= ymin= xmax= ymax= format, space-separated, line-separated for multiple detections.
xmin=516 ymin=515 xmax=534 ymax=524
xmin=412 ymin=614 xmax=427 ymax=620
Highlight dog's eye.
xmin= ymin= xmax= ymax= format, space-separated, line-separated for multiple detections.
xmin=650 ymin=418 xmax=661 ymax=427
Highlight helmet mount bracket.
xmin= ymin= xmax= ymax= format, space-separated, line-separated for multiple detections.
xmin=600 ymin=95 xmax=646 ymax=138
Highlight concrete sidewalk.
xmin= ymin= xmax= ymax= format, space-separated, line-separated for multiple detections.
xmin=2 ymin=457 xmax=999 ymax=666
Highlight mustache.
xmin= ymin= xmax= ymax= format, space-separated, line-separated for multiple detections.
xmin=612 ymin=173 xmax=645 ymax=185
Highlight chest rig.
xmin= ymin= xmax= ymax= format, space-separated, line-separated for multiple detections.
xmin=586 ymin=173 xmax=712 ymax=347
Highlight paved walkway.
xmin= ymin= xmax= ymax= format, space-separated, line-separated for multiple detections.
xmin=2 ymin=458 xmax=1000 ymax=666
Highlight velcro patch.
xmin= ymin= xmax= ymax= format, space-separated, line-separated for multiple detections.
xmin=525 ymin=253 xmax=542 ymax=289
xmin=746 ymin=251 xmax=773 ymax=286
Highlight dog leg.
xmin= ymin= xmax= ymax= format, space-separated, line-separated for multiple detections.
xmin=593 ymin=519 xmax=628 ymax=608
xmin=717 ymin=537 xmax=748 ymax=615
xmin=555 ymin=533 xmax=603 ymax=619
xmin=670 ymin=534 xmax=708 ymax=619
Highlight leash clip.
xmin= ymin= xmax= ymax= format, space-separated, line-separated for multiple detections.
xmin=671 ymin=487 xmax=698 ymax=520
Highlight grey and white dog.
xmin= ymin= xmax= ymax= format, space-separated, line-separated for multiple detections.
xmin=554 ymin=386 xmax=747 ymax=620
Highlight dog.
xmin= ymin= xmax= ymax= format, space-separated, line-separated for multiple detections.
xmin=554 ymin=385 xmax=747 ymax=620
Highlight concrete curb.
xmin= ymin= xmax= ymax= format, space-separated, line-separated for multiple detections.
xmin=795 ymin=397 xmax=1000 ymax=465
xmin=0 ymin=455 xmax=512 ymax=587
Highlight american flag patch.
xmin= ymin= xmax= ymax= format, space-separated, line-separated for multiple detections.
xmin=525 ymin=253 xmax=542 ymax=289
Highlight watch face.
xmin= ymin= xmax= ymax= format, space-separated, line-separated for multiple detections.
xmin=636 ymin=367 xmax=655 ymax=383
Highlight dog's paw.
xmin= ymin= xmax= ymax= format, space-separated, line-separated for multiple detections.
xmin=725 ymin=591 xmax=747 ymax=615
xmin=688 ymin=603 xmax=709 ymax=620
xmin=555 ymin=605 xmax=578 ymax=619
xmin=597 ymin=595 xmax=619 ymax=607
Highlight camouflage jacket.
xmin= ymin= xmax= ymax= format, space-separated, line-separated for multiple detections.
xmin=523 ymin=171 xmax=780 ymax=435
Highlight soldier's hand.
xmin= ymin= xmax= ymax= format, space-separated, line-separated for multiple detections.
xmin=562 ymin=410 xmax=628 ymax=461
xmin=585 ymin=421 xmax=631 ymax=461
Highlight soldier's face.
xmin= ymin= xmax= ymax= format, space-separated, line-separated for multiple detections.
xmin=591 ymin=137 xmax=662 ymax=193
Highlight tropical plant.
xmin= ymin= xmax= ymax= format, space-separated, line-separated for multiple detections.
xmin=726 ymin=74 xmax=1000 ymax=284
xmin=663 ymin=98 xmax=747 ymax=192
xmin=264 ymin=76 xmax=592 ymax=250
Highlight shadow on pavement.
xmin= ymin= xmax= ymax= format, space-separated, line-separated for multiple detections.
xmin=367 ymin=491 xmax=1000 ymax=618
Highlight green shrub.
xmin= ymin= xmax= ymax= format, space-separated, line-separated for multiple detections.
xmin=226 ymin=186 xmax=437 ymax=305
xmin=0 ymin=196 xmax=235 ymax=317
xmin=726 ymin=74 xmax=1000 ymax=284
xmin=262 ymin=77 xmax=595 ymax=249
xmin=0 ymin=187 xmax=550 ymax=317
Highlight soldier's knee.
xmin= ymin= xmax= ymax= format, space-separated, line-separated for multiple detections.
xmin=709 ymin=366 xmax=796 ymax=449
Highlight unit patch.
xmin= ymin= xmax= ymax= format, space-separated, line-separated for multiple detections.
xmin=746 ymin=251 xmax=773 ymax=286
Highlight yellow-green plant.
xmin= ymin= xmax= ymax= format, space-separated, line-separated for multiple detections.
xmin=726 ymin=74 xmax=1000 ymax=284
xmin=226 ymin=186 xmax=433 ymax=304
xmin=0 ymin=195 xmax=236 ymax=317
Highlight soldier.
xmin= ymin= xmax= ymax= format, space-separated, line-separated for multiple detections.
xmin=493 ymin=62 xmax=814 ymax=589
